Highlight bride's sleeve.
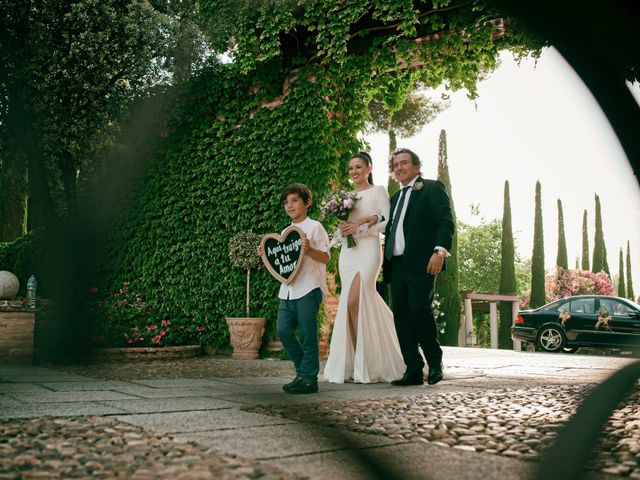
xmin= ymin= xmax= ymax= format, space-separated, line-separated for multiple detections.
xmin=369 ymin=186 xmax=390 ymax=234
xmin=356 ymin=186 xmax=389 ymax=238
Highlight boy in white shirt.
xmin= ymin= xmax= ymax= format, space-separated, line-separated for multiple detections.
xmin=276 ymin=183 xmax=329 ymax=394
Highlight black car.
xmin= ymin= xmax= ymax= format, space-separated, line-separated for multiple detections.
xmin=512 ymin=295 xmax=640 ymax=353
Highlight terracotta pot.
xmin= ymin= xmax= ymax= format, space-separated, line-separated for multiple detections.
xmin=225 ymin=317 xmax=267 ymax=359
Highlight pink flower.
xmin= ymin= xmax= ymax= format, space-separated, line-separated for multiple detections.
xmin=161 ymin=319 xmax=170 ymax=327
xmin=343 ymin=198 xmax=353 ymax=209
xmin=123 ymin=281 xmax=131 ymax=286
xmin=118 ymin=300 xmax=125 ymax=306
xmin=136 ymin=297 xmax=143 ymax=303
xmin=127 ymin=339 xmax=133 ymax=344
xmin=197 ymin=325 xmax=205 ymax=333
xmin=150 ymin=325 xmax=158 ymax=331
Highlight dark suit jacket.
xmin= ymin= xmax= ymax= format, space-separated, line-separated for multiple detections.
xmin=383 ymin=177 xmax=455 ymax=277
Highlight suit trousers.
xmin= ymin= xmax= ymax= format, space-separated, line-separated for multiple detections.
xmin=389 ymin=255 xmax=443 ymax=375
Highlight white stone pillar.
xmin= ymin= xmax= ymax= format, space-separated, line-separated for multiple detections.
xmin=458 ymin=313 xmax=466 ymax=346
xmin=464 ymin=298 xmax=474 ymax=346
xmin=512 ymin=301 xmax=522 ymax=352
xmin=489 ymin=302 xmax=498 ymax=349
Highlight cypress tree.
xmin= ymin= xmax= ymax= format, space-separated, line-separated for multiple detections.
xmin=592 ymin=194 xmax=606 ymax=273
xmin=627 ymin=241 xmax=635 ymax=300
xmin=499 ymin=181 xmax=516 ymax=349
xmin=530 ymin=181 xmax=546 ymax=308
xmin=603 ymin=242 xmax=610 ymax=276
xmin=581 ymin=210 xmax=590 ymax=270
xmin=435 ymin=129 xmax=461 ymax=346
xmin=556 ymin=199 xmax=568 ymax=269
xmin=618 ymin=248 xmax=626 ymax=297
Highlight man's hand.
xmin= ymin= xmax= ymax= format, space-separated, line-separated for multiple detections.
xmin=363 ymin=215 xmax=379 ymax=227
xmin=426 ymin=252 xmax=445 ymax=275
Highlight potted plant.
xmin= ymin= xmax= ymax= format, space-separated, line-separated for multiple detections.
xmin=226 ymin=231 xmax=266 ymax=359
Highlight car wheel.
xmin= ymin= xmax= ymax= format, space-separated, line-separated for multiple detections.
xmin=562 ymin=347 xmax=579 ymax=353
xmin=537 ymin=326 xmax=566 ymax=352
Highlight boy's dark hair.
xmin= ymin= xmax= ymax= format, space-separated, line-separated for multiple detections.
xmin=281 ymin=183 xmax=312 ymax=205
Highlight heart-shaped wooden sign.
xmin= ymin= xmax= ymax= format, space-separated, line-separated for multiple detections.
xmin=260 ymin=226 xmax=305 ymax=285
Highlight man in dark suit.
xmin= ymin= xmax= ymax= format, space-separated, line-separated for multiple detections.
xmin=383 ymin=148 xmax=455 ymax=386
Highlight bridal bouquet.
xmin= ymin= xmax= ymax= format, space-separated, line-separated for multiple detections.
xmin=320 ymin=189 xmax=360 ymax=248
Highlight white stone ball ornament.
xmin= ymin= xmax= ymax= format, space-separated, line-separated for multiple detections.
xmin=0 ymin=271 xmax=20 ymax=299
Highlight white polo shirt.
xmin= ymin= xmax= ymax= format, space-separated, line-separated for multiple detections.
xmin=278 ymin=217 xmax=329 ymax=300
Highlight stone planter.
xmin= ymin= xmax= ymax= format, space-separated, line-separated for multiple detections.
xmin=225 ymin=317 xmax=267 ymax=359
xmin=0 ymin=299 xmax=36 ymax=364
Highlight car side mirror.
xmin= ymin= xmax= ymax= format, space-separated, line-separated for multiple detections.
xmin=627 ymin=311 xmax=640 ymax=318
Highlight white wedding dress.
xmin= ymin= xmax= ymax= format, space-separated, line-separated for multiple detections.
xmin=323 ymin=185 xmax=405 ymax=383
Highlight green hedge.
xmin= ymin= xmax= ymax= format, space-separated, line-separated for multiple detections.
xmin=98 ymin=62 xmax=363 ymax=348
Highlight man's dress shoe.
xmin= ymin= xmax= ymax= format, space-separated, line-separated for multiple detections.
xmin=391 ymin=373 xmax=424 ymax=386
xmin=427 ymin=368 xmax=444 ymax=385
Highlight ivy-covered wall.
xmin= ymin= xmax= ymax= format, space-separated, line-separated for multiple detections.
xmin=100 ymin=61 xmax=370 ymax=347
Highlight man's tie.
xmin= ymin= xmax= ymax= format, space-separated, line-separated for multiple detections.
xmin=384 ymin=186 xmax=411 ymax=260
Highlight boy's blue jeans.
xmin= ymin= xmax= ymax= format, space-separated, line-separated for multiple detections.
xmin=277 ymin=287 xmax=322 ymax=383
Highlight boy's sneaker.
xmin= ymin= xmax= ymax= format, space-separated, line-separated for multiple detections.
xmin=287 ymin=380 xmax=318 ymax=394
xmin=282 ymin=376 xmax=303 ymax=392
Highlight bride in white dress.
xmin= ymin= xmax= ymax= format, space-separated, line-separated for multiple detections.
xmin=323 ymin=152 xmax=405 ymax=383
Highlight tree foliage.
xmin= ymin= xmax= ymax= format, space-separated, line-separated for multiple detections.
xmin=581 ymin=209 xmax=590 ymax=271
xmin=435 ymin=129 xmax=460 ymax=345
xmin=458 ymin=213 xmax=501 ymax=293
xmin=498 ymin=180 xmax=515 ymax=348
xmin=618 ymin=248 xmax=626 ymax=297
xmin=627 ymin=241 xmax=635 ymax=301
xmin=555 ymin=198 xmax=568 ymax=269
xmin=0 ymin=0 xmax=169 ymax=222
xmin=530 ymin=180 xmax=546 ymax=308
xmin=592 ymin=194 xmax=608 ymax=274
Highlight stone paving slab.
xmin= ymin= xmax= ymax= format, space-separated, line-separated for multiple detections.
xmin=219 ymin=392 xmax=346 ymax=406
xmin=37 ymin=380 xmax=140 ymax=392
xmin=0 ymin=401 xmax=129 ymax=419
xmin=106 ymin=384 xmax=238 ymax=399
xmin=186 ymin=377 xmax=292 ymax=386
xmin=115 ymin=409 xmax=295 ymax=434
xmin=129 ymin=378 xmax=232 ymax=388
xmin=0 ymin=382 xmax=54 ymax=393
xmin=173 ymin=423 xmax=406 ymax=460
xmin=6 ymin=390 xmax=140 ymax=403
xmin=102 ymin=396 xmax=239 ymax=414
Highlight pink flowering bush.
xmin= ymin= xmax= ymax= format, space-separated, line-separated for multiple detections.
xmin=520 ymin=268 xmax=614 ymax=309
xmin=546 ymin=268 xmax=614 ymax=302
xmin=91 ymin=281 xmax=206 ymax=347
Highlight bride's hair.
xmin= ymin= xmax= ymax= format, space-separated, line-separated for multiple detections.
xmin=351 ymin=151 xmax=374 ymax=185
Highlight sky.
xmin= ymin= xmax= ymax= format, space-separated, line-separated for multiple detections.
xmin=363 ymin=47 xmax=640 ymax=296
